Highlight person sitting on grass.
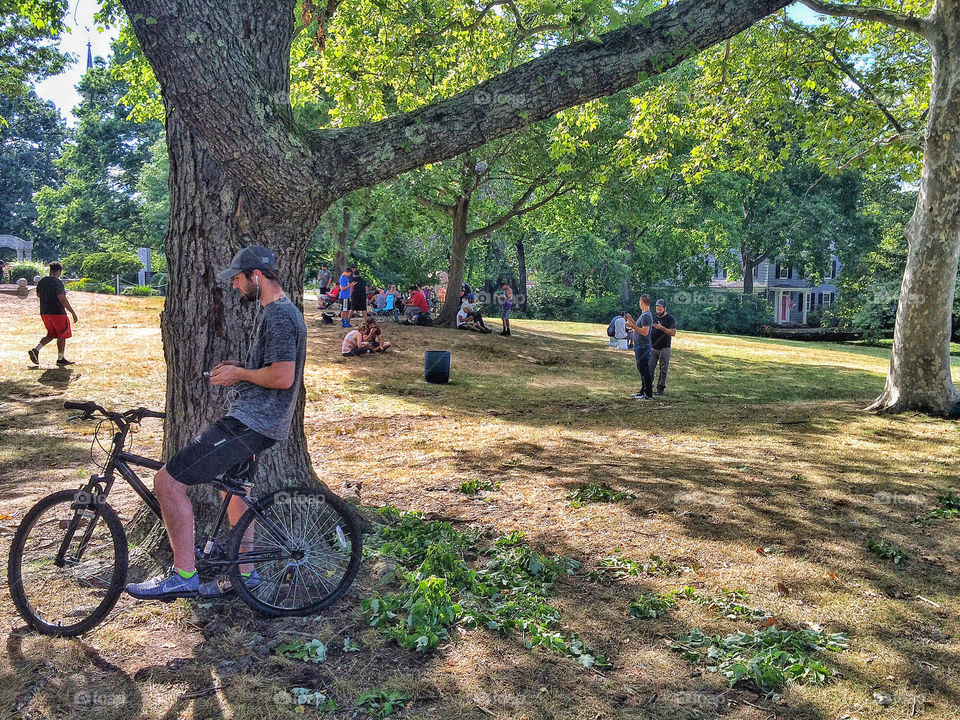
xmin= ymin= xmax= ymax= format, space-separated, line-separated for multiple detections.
xmin=342 ymin=324 xmax=374 ymax=357
xmin=362 ymin=318 xmax=392 ymax=351
xmin=457 ymin=300 xmax=491 ymax=333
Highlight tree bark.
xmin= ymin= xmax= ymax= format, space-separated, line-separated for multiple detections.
xmin=438 ymin=197 xmax=471 ymax=327
xmin=333 ymin=206 xmax=351 ymax=276
xmin=868 ymin=2 xmax=960 ymax=415
xmin=742 ymin=255 xmax=755 ymax=295
xmin=516 ymin=234 xmax=528 ymax=310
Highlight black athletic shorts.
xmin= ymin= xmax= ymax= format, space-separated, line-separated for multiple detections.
xmin=350 ymin=294 xmax=366 ymax=311
xmin=166 ymin=416 xmax=275 ymax=486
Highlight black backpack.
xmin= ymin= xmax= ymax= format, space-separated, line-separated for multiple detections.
xmin=416 ymin=314 xmax=434 ymax=327
xmin=607 ymin=318 xmax=617 ymax=337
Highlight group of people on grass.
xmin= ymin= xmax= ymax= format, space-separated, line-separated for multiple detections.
xmin=316 ymin=264 xmax=434 ymax=327
xmin=610 ymin=294 xmax=676 ymax=399
xmin=456 ymin=282 xmax=513 ymax=336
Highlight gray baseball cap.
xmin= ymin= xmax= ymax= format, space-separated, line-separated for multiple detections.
xmin=217 ymin=246 xmax=277 ymax=281
xmin=655 ymin=298 xmax=667 ymax=308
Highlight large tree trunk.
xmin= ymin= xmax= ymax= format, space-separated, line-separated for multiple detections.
xmin=128 ymin=106 xmax=325 ymax=557
xmin=869 ymin=4 xmax=960 ymax=416
xmin=437 ymin=197 xmax=470 ymax=326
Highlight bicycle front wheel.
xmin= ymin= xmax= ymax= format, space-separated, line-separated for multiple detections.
xmin=227 ymin=487 xmax=362 ymax=617
xmin=7 ymin=489 xmax=128 ymax=636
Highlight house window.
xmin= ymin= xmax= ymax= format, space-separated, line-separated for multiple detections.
xmin=775 ymin=264 xmax=793 ymax=280
xmin=830 ymin=259 xmax=838 ymax=279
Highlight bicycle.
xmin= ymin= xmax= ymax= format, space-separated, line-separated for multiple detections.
xmin=7 ymin=401 xmax=363 ymax=637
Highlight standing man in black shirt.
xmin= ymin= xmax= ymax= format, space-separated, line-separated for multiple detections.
xmin=28 ymin=261 xmax=78 ymax=366
xmin=351 ymin=268 xmax=368 ymax=323
xmin=650 ymin=298 xmax=677 ymax=395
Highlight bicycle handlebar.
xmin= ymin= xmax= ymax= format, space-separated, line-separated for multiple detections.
xmin=63 ymin=401 xmax=166 ymax=423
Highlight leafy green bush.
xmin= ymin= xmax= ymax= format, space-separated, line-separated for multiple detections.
xmin=63 ymin=278 xmax=113 ymax=293
xmin=526 ymin=282 xmax=583 ymax=320
xmin=582 ymin=295 xmax=624 ymax=324
xmin=80 ymin=251 xmax=144 ymax=282
xmin=61 ymin=252 xmax=85 ymax=277
xmin=667 ymin=290 xmax=772 ymax=336
xmin=8 ymin=262 xmax=45 ymax=283
xmin=122 ymin=285 xmax=154 ymax=296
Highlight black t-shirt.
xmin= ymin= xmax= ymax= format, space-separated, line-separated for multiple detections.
xmin=651 ymin=311 xmax=676 ymax=350
xmin=37 ymin=276 xmax=67 ymax=315
xmin=352 ymin=275 xmax=367 ymax=298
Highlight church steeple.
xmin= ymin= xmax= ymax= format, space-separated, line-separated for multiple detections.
xmin=86 ymin=41 xmax=93 ymax=70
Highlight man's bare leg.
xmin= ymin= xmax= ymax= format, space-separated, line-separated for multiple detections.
xmin=154 ymin=465 xmax=196 ymax=573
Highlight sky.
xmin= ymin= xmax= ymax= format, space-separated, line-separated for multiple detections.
xmin=32 ymin=1 xmax=822 ymax=124
xmin=34 ymin=0 xmax=118 ymax=124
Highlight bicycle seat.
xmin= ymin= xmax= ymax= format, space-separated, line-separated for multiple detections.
xmin=214 ymin=457 xmax=257 ymax=494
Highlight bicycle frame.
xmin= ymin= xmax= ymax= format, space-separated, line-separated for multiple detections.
xmin=63 ymin=419 xmax=297 ymax=571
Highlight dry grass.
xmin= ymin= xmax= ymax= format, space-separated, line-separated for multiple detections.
xmin=1 ymin=291 xmax=959 ymax=719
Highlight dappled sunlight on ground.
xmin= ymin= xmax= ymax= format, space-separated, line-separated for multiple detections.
xmin=1 ymin=294 xmax=958 ymax=719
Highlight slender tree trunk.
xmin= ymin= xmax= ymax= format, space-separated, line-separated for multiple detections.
xmin=742 ymin=255 xmax=755 ymax=295
xmin=333 ymin=206 xmax=352 ymax=276
xmin=869 ymin=5 xmax=960 ymax=416
xmin=438 ymin=197 xmax=470 ymax=326
xmin=620 ymin=236 xmax=635 ymax=307
xmin=516 ymin=234 xmax=528 ymax=309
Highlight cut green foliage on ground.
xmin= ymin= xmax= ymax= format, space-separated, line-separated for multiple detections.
xmin=868 ymin=538 xmax=907 ymax=564
xmin=363 ymin=509 xmax=608 ymax=668
xmin=672 ymin=627 xmax=849 ymax=691
xmin=565 ymin=482 xmax=636 ymax=507
xmin=589 ymin=551 xmax=695 ymax=584
xmin=914 ymin=491 xmax=960 ymax=523
xmin=458 ymin=478 xmax=501 ymax=495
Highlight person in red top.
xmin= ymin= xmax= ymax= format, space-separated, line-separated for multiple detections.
xmin=402 ymin=285 xmax=428 ymax=323
xmin=28 ymin=261 xmax=79 ymax=366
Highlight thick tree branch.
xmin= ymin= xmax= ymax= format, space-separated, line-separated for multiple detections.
xmin=467 ymin=180 xmax=572 ymax=239
xmin=798 ymin=0 xmax=928 ymax=36
xmin=320 ymin=0 xmax=795 ymax=198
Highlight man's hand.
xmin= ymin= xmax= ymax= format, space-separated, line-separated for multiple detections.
xmin=71 ymin=311 xmax=78 ymax=323
xmin=209 ymin=362 xmax=245 ymax=386
xmin=653 ymin=322 xmax=664 ymax=330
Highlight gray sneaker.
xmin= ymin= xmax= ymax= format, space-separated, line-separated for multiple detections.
xmin=126 ymin=567 xmax=199 ymax=600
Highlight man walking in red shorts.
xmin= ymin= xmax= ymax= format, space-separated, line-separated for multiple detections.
xmin=28 ymin=261 xmax=78 ymax=366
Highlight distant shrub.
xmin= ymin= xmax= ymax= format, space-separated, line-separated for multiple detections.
xmin=668 ymin=290 xmax=771 ymax=336
xmin=61 ymin=252 xmax=85 ymax=277
xmin=582 ymin=295 xmax=624 ymax=324
xmin=527 ymin=282 xmax=583 ymax=320
xmin=122 ymin=285 xmax=154 ymax=296
xmin=81 ymin=251 xmax=143 ymax=282
xmin=8 ymin=263 xmax=45 ymax=284
xmin=63 ymin=278 xmax=113 ymax=293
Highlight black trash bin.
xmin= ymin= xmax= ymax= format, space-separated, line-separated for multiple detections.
xmin=424 ymin=350 xmax=450 ymax=384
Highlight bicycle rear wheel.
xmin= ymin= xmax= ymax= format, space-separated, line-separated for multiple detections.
xmin=7 ymin=489 xmax=128 ymax=636
xmin=227 ymin=487 xmax=362 ymax=616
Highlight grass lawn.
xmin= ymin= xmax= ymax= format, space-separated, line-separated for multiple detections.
xmin=1 ymin=292 xmax=958 ymax=719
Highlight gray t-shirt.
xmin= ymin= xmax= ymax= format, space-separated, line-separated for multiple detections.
xmin=633 ymin=310 xmax=653 ymax=349
xmin=227 ymin=296 xmax=307 ymax=441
